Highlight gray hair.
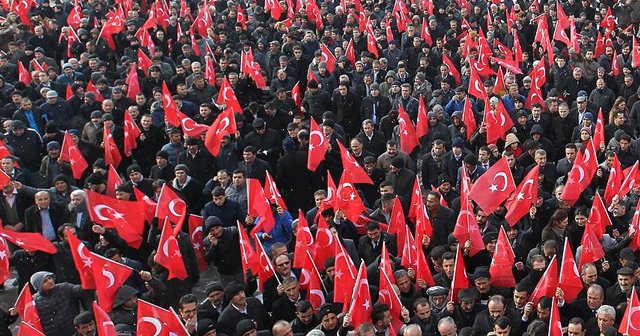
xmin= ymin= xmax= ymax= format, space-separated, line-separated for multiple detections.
xmin=402 ymin=324 xmax=422 ymax=336
xmin=306 ymin=330 xmax=325 ymax=336
xmin=596 ymin=305 xmax=616 ymax=319
xmin=437 ymin=316 xmax=456 ymax=329
xmin=70 ymin=190 xmax=86 ymax=199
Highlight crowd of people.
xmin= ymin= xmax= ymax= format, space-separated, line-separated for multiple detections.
xmin=0 ymin=0 xmax=638 ymax=335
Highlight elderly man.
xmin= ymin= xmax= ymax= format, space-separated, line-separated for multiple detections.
xmin=558 ymin=284 xmax=604 ymax=322
xmin=437 ymin=317 xmax=457 ymax=336
xmin=472 ymin=295 xmax=520 ymax=336
xmin=585 ymin=305 xmax=616 ymax=336
xmin=24 ymin=191 xmax=68 ymax=241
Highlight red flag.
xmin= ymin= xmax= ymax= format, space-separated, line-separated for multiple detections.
xmin=549 ymin=298 xmax=563 ymax=336
xmin=66 ymin=228 xmax=96 ymax=289
xmin=453 ymin=166 xmax=484 ymax=256
xmin=204 ymin=108 xmax=237 ymax=157
xmin=86 ymin=190 xmax=144 ymax=248
xmin=604 ymin=156 xmax=623 ymax=207
xmin=92 ymin=252 xmax=132 ymax=312
xmin=485 ymin=100 xmax=514 ymax=144
xmin=415 ymin=239 xmax=435 ymax=287
xmin=619 ymin=286 xmax=640 ymax=335
xmin=125 ymin=66 xmax=140 ymax=99
xmin=345 ymin=39 xmax=356 ymax=66
xmin=529 ymin=255 xmax=558 ymax=305
xmin=17 ymin=322 xmax=44 ymax=336
xmin=313 ymin=215 xmax=335 ymax=269
xmin=441 ymin=53 xmax=460 ymax=85
xmin=0 ymin=228 xmax=56 ymax=254
xmin=397 ymin=106 xmax=419 ymax=154
xmin=204 ymin=54 xmax=216 ymax=86
xmin=461 ymin=97 xmax=476 ymax=141
xmin=161 ymin=81 xmax=181 ymax=127
xmin=631 ymin=198 xmax=640 ymax=251
xmin=408 ymin=178 xmax=422 ymax=222
xmin=601 ymin=6 xmax=616 ymax=31
xmin=65 ymin=83 xmax=73 ymax=100
xmin=559 ymin=237 xmax=582 ymax=303
xmin=380 ymin=241 xmax=395 ymax=285
xmin=594 ymin=31 xmax=605 ymax=58
xmin=336 ymin=175 xmax=367 ymax=223
xmin=306 ymin=252 xmax=326 ymax=311
xmin=154 ymin=218 xmax=188 ymax=280
xmin=385 ymin=18 xmax=394 ymax=43
xmin=291 ymin=81 xmax=302 ymax=107
xmin=556 ymin=3 xmax=570 ymax=29
xmin=0 ymin=166 xmax=10 ymax=188
xmin=388 ymin=197 xmax=408 ymax=253
xmin=134 ymin=186 xmax=156 ymax=222
xmin=612 ymin=50 xmax=621 ymax=76
xmin=619 ymin=161 xmax=640 ymax=199
xmin=187 ymin=215 xmax=207 ymax=271
xmin=66 ymin=1 xmax=83 ymax=29
xmin=593 ymin=108 xmax=606 ymax=151
xmin=530 ymin=60 xmax=547 ymax=89
xmin=378 ymin=269 xmax=403 ymax=329
xmin=505 ymin=165 xmax=540 ymax=226
xmin=525 ymin=85 xmax=545 ymax=110
xmin=237 ymin=221 xmax=260 ymax=283
xmin=237 ymin=4 xmax=246 ymax=28
xmin=348 ymin=263 xmax=372 ymax=328
xmin=553 ymin=22 xmax=571 ymax=46
xmin=337 ymin=142 xmax=373 ymax=185
xmin=578 ymin=224 xmax=605 ymax=269
xmin=0 ymin=233 xmax=8 ymax=285
xmin=137 ymin=299 xmax=171 ymax=336
xmin=490 ymin=57 xmax=523 ymax=75
xmin=321 ymin=171 xmax=338 ymax=212
xmin=319 ymin=44 xmax=337 ymax=72
xmin=18 ymin=62 xmax=31 ymax=84
xmin=493 ymin=67 xmax=507 ymax=95
xmin=416 ymin=95 xmax=429 ymax=138
xmin=106 ymin=165 xmax=122 ymax=197
xmin=307 ymin=118 xmax=329 ymax=171
xmin=15 ymin=284 xmax=43 ymax=333
xmin=562 ymin=141 xmax=598 ymax=204
xmin=420 ymin=17 xmax=432 ymax=45
xmin=587 ymin=192 xmax=612 ymax=240
xmin=293 ymin=210 xmax=315 ymax=268
xmin=255 ymin=237 xmax=277 ymax=290
xmin=216 ymin=77 xmax=242 ymax=113
xmin=155 ymin=183 xmax=187 ymax=229
xmin=632 ymin=36 xmax=640 ymax=69
xmin=137 ymin=49 xmax=153 ymax=75
xmin=240 ymin=49 xmax=267 ymax=89
xmin=489 ymin=226 xmax=516 ymax=287
xmin=123 ymin=111 xmax=140 ymax=157
xmin=247 ymin=178 xmax=275 ymax=236
xmin=264 ymin=171 xmax=287 ymax=210
xmin=468 ymin=61 xmax=487 ymax=100
xmin=400 ymin=225 xmax=418 ymax=270
xmin=468 ymin=157 xmax=516 ymax=214
xmin=93 ymin=301 xmax=117 ymax=336
xmin=103 ymin=126 xmax=122 ymax=168
xmin=366 ymin=30 xmax=379 ymax=58
xmin=334 ymin=240 xmax=357 ymax=303
xmin=450 ymin=246 xmax=470 ymax=303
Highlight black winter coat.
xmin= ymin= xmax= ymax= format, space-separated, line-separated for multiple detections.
xmin=33 ymin=283 xmax=84 ymax=336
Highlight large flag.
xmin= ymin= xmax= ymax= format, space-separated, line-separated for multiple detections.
xmin=86 ymin=190 xmax=144 ymax=248
xmin=505 ymin=165 xmax=540 ymax=226
xmin=307 ymin=118 xmax=329 ymax=171
xmin=0 ymin=228 xmax=56 ymax=254
xmin=529 ymin=255 xmax=558 ymax=305
xmin=93 ymin=301 xmax=118 ymax=336
xmin=468 ymin=157 xmax=516 ymax=214
xmin=619 ymin=286 xmax=640 ymax=335
xmin=247 ymin=178 xmax=275 ymax=236
xmin=92 ymin=253 xmax=133 ymax=312
xmin=489 ymin=226 xmax=516 ymax=287
xmin=154 ymin=219 xmax=188 ymax=280
xmin=215 ymin=77 xmax=242 ymax=113
xmin=15 ymin=284 xmax=43 ymax=333
xmin=204 ymin=108 xmax=237 ymax=156
xmin=559 ymin=238 xmax=582 ymax=303
xmin=348 ymin=263 xmax=372 ymax=328
xmin=60 ymin=131 xmax=88 ymax=179
xmin=155 ymin=184 xmax=187 ymax=229
xmin=66 ymin=228 xmax=96 ymax=289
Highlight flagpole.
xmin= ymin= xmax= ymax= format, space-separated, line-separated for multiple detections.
xmin=558 ymin=237 xmax=568 ymax=284
xmin=382 ymin=270 xmax=403 ymax=310
xmin=627 ymin=287 xmax=635 ymax=334
xmin=305 ymin=250 xmax=328 ymax=295
xmin=528 ymin=254 xmax=556 ymax=305
xmin=347 ymin=261 xmax=364 ymax=314
xmin=254 ymin=233 xmax=282 ymax=286
xmin=338 ymin=240 xmax=356 ymax=280
xmin=449 ymin=245 xmax=460 ymax=303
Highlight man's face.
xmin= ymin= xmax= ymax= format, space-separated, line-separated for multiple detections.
xmin=366 ymin=228 xmax=381 ymax=241
xmin=321 ymin=313 xmax=338 ymax=330
xmin=494 ymin=325 xmax=510 ymax=336
xmin=70 ymin=194 xmax=84 ymax=206
xmin=535 ymin=154 xmax=547 ymax=166
xmin=474 ymin=277 xmax=490 ymax=293
xmin=586 ymin=288 xmax=603 ymax=309
xmin=35 ymin=193 xmax=50 ymax=208
xmin=460 ymin=299 xmax=475 ymax=313
xmin=283 ymin=281 xmax=300 ymax=300
xmin=386 ymin=145 xmax=398 ymax=157
xmin=275 ymin=255 xmax=291 ymax=275
xmin=179 ymin=302 xmax=197 ymax=321
xmin=488 ymin=301 xmax=505 ymax=320
xmin=75 ymin=321 xmax=96 ymax=336
xmin=565 ymin=148 xmax=576 ymax=162
xmin=396 ymin=275 xmax=411 ymax=293
xmin=536 ymin=305 xmax=550 ymax=321
xmin=175 ymin=170 xmax=187 ymax=182
xmin=231 ymin=290 xmax=246 ymax=307
xmin=597 ymin=313 xmax=615 ymax=330
xmin=620 ymin=139 xmax=631 ymax=151
xmin=618 ymin=274 xmax=633 ymax=291
xmin=442 ymin=258 xmax=455 ymax=278
xmin=296 ymin=308 xmax=314 ymax=324
xmin=243 ymin=151 xmax=256 ymax=162
xmin=433 ymin=143 xmax=445 ymax=156
xmin=414 ymin=304 xmax=431 ymax=321
xmin=513 ymin=290 xmax=527 ymax=308
xmin=350 ymin=141 xmax=362 ymax=154
xmin=567 ymin=323 xmax=584 ymax=336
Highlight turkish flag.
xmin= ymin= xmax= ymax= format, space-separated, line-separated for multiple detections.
xmin=462 ymin=97 xmax=476 ymax=141
xmin=578 ymin=224 xmax=605 ymax=269
xmin=137 ymin=299 xmax=171 ymax=336
xmin=559 ymin=237 xmax=582 ymax=303
xmin=255 ymin=237 xmax=277 ymax=290
xmin=66 ymin=1 xmax=83 ymax=29
xmin=291 ymin=81 xmax=302 ymax=107
xmin=601 ymin=6 xmax=616 ymax=31
xmin=630 ymin=198 xmax=640 ymax=251
xmin=187 ymin=215 xmax=207 ymax=271
xmin=156 ymin=184 xmax=187 ymax=230
xmin=93 ymin=301 xmax=117 ymax=336
xmin=313 ymin=215 xmax=336 ymax=269
xmin=103 ymin=126 xmax=122 ymax=168
xmin=293 ymin=210 xmax=315 ymax=268
xmin=388 ymin=197 xmax=407 ymax=253
xmin=86 ymin=81 xmax=104 ymax=102
xmin=415 ymin=240 xmax=435 ymax=287
xmin=161 ymin=81 xmax=181 ymax=128
xmin=106 ymin=165 xmax=122 ymax=197
xmin=490 ymin=57 xmax=523 ymax=74
xmin=0 ymin=167 xmax=10 ymax=189
xmin=0 ymin=228 xmax=56 ymax=254
xmin=348 ymin=263 xmax=372 ymax=328
xmin=17 ymin=322 xmax=44 ymax=336
xmin=125 ymin=66 xmax=140 ymax=99
xmin=489 ymin=226 xmax=516 ymax=287
xmin=587 ymin=192 xmax=612 ymax=240
xmin=529 ymin=255 xmax=558 ymax=305
xmin=86 ymin=190 xmax=144 ymax=248
xmin=612 ymin=50 xmax=621 ymax=76
xmin=306 ymin=255 xmax=326 ymax=311
xmin=91 ymin=252 xmax=132 ymax=312
xmin=380 ymin=241 xmax=395 ymax=285
xmin=493 ymin=67 xmax=507 ymax=96
xmin=450 ymin=246 xmax=470 ymax=303
xmin=204 ymin=108 xmax=237 ymax=157
xmin=420 ymin=17 xmax=432 ymax=45
xmin=205 ymin=54 xmax=216 ymax=86
xmin=604 ymin=155 xmax=623 ymax=206
xmin=336 ymin=175 xmax=367 ymax=223
xmin=298 ymin=249 xmax=316 ymax=290
xmin=240 ymin=49 xmax=267 ymax=89
xmin=366 ymin=31 xmax=379 ymax=58
xmin=384 ymin=18 xmax=394 ymax=43
xmin=65 ymin=84 xmax=73 ymax=100
xmin=561 ymin=141 xmax=598 ymax=204
xmin=530 ymin=60 xmax=547 ymax=89
xmin=525 ymin=85 xmax=545 ymax=110
xmin=619 ymin=161 xmax=640 ymax=199
xmin=154 ymin=218 xmax=188 ymax=280
xmin=408 ymin=178 xmax=422 ymax=222
xmin=378 ymin=265 xmax=403 ymax=329
xmin=237 ymin=4 xmax=246 ymax=28
xmin=553 ymin=23 xmax=571 ymax=46
xmin=470 ymin=55 xmax=495 ymax=76
xmin=619 ymin=286 xmax=640 ymax=335
xmin=137 ymin=49 xmax=153 ymax=75
xmin=400 ymin=225 xmax=418 ymax=270
xmin=307 ymin=118 xmax=329 ymax=171
xmin=555 ymin=3 xmax=570 ymax=29
xmin=415 ymin=95 xmax=429 ymax=139
xmin=216 ymin=77 xmax=243 ymax=113
xmin=453 ymin=166 xmax=485 ymax=256
xmin=468 ymin=62 xmax=487 ymax=100
xmin=441 ymin=53 xmax=460 ymax=85
xmin=319 ymin=43 xmax=337 ymax=72
xmin=549 ymin=298 xmax=563 ymax=336
xmin=469 ymin=157 xmax=516 ymax=214
xmin=397 ymin=105 xmax=419 ymax=154
xmin=123 ymin=112 xmax=140 ymax=157
xmin=333 ymin=239 xmax=357 ymax=303
xmin=0 ymin=233 xmax=9 ymax=285
xmin=320 ymin=171 xmax=338 ymax=212
xmin=66 ymin=228 xmax=96 ymax=289
xmin=264 ymin=171 xmax=287 ymax=210
xmin=15 ymin=284 xmax=43 ymax=333
xmin=345 ymin=39 xmax=356 ymax=66
xmin=247 ymin=178 xmax=275 ymax=236
xmin=237 ymin=221 xmax=260 ymax=283
xmin=485 ymin=100 xmax=514 ymax=144
xmin=337 ymin=142 xmax=373 ymax=185
xmin=134 ymin=186 xmax=156 ymax=222
xmin=594 ymin=31 xmax=605 ymax=58
xmin=505 ymin=165 xmax=539 ymax=226
xmin=18 ymin=62 xmax=31 ymax=84
xmin=415 ymin=200 xmax=433 ymax=244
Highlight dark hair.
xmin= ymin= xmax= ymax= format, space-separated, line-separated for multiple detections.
xmin=178 ymin=294 xmax=198 ymax=309
xmin=371 ymin=303 xmax=389 ymax=324
xmin=212 ymin=186 xmax=226 ymax=197
xmin=442 ymin=251 xmax=456 ymax=261
xmin=366 ymin=221 xmax=380 ymax=231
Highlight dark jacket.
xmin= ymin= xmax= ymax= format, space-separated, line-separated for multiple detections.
xmin=217 ymin=298 xmax=271 ymax=336
xmin=202 ymin=199 xmax=246 ymax=228
xmin=23 ymin=201 xmax=68 ymax=238
xmin=203 ymin=226 xmax=242 ymax=275
xmin=33 ymin=283 xmax=84 ymax=336
xmin=357 ymin=232 xmax=397 ymax=265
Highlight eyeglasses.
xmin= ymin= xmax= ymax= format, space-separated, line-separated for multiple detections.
xmin=276 ymin=260 xmax=290 ymax=267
